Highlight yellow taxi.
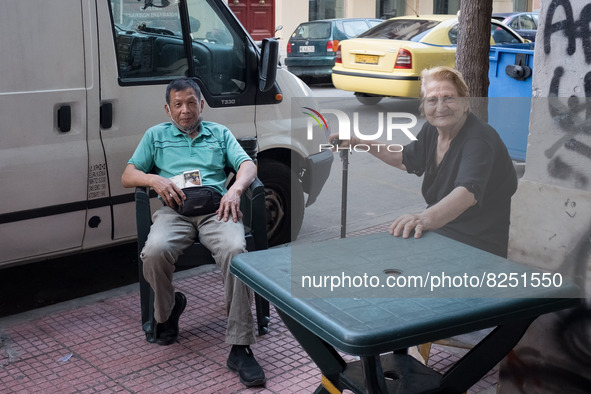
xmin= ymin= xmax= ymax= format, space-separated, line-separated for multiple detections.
xmin=332 ymin=15 xmax=528 ymax=105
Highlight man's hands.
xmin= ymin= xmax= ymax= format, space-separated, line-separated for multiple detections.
xmin=151 ymin=176 xmax=186 ymax=208
xmin=121 ymin=161 xmax=256 ymax=223
xmin=156 ymin=174 xmax=243 ymax=222
xmin=217 ymin=187 xmax=242 ymax=223
xmin=216 ymin=160 xmax=256 ymax=223
xmin=121 ymin=164 xmax=186 ymax=208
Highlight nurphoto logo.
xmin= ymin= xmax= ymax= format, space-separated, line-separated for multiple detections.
xmin=303 ymin=107 xmax=418 ymax=153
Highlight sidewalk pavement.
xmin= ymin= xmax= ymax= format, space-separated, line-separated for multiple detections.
xmin=0 ymin=227 xmax=499 ymax=393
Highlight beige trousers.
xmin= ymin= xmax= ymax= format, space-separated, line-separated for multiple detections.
xmin=140 ymin=206 xmax=255 ymax=345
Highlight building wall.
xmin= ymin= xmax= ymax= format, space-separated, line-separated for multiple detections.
xmin=274 ymin=0 xmax=308 ymax=61
xmin=498 ymin=0 xmax=591 ymax=392
xmin=272 ymin=0 xmax=537 ymax=45
xmin=493 ymin=0 xmax=515 ymax=13
xmin=344 ymin=0 xmax=376 ymax=18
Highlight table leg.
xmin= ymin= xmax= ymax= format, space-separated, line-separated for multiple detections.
xmin=439 ymin=316 xmax=536 ymax=393
xmin=361 ymin=355 xmax=389 ymax=393
xmin=276 ymin=309 xmax=347 ymax=391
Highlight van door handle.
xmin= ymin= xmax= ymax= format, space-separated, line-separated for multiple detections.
xmin=100 ymin=102 xmax=113 ymax=129
xmin=57 ymin=105 xmax=71 ymax=132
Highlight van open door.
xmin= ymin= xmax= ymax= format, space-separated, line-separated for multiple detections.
xmin=98 ymin=0 xmax=263 ymax=242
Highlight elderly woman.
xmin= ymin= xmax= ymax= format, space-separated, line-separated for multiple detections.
xmin=332 ymin=66 xmax=517 ymax=257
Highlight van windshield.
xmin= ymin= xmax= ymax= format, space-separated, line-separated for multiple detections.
xmin=358 ymin=19 xmax=440 ymax=41
xmin=111 ymin=1 xmax=184 ymax=36
xmin=109 ymin=0 xmax=247 ymax=96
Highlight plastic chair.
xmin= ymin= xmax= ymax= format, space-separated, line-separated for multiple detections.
xmin=135 ymin=172 xmax=270 ymax=343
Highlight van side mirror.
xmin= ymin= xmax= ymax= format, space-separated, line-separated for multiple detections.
xmin=259 ymin=38 xmax=279 ymax=92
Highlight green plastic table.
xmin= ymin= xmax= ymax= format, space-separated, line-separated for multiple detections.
xmin=231 ymin=232 xmax=580 ymax=393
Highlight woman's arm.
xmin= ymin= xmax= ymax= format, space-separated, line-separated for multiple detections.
xmin=389 ymin=186 xmax=477 ymax=238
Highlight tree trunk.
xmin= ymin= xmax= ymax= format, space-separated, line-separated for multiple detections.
xmin=456 ymin=1 xmax=493 ymax=122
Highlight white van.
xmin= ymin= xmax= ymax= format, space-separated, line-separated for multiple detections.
xmin=0 ymin=0 xmax=333 ymax=268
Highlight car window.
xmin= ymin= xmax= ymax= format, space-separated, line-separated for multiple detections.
xmin=518 ymin=14 xmax=536 ymax=30
xmin=448 ymin=25 xmax=458 ymax=45
xmin=508 ymin=18 xmax=520 ymax=29
xmin=358 ymin=19 xmax=440 ymax=41
xmin=368 ymin=20 xmax=383 ymax=28
xmin=491 ymin=23 xmax=521 ymax=44
xmin=292 ymin=22 xmax=331 ymax=39
xmin=448 ymin=23 xmax=522 ymax=45
xmin=341 ymin=20 xmax=374 ymax=38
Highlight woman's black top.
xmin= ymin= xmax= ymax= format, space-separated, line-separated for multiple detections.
xmin=402 ymin=112 xmax=517 ymax=257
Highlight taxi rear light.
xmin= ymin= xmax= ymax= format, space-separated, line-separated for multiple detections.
xmin=394 ymin=48 xmax=412 ymax=69
xmin=335 ymin=45 xmax=342 ymax=63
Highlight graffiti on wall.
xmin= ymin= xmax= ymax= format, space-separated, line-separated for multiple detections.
xmin=543 ymin=0 xmax=591 ymax=188
xmin=501 ymin=1 xmax=591 ymax=392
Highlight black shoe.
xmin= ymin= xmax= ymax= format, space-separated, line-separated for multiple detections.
xmin=226 ymin=345 xmax=266 ymax=387
xmin=155 ymin=292 xmax=186 ymax=346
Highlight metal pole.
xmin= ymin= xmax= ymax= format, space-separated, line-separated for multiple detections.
xmin=332 ymin=138 xmax=350 ymax=238
xmin=339 ymin=149 xmax=348 ymax=238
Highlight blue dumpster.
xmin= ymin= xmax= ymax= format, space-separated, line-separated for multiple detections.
xmin=488 ymin=44 xmax=534 ymax=161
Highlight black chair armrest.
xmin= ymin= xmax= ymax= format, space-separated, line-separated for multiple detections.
xmin=135 ymin=186 xmax=153 ymax=257
xmin=240 ymin=177 xmax=268 ymax=251
xmin=135 ymin=186 xmax=157 ymax=331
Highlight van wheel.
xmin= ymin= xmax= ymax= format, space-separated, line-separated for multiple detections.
xmin=258 ymin=159 xmax=305 ymax=246
xmin=355 ymin=93 xmax=383 ymax=105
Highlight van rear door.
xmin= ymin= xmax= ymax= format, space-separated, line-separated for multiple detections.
xmin=0 ymin=0 xmax=95 ymax=266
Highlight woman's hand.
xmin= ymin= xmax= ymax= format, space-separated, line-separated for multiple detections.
xmin=389 ymin=213 xmax=428 ymax=239
xmin=389 ymin=187 xmax=476 ymax=239
xmin=328 ymin=133 xmax=357 ymax=150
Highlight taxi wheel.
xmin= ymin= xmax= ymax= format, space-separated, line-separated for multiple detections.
xmin=355 ymin=93 xmax=383 ymax=105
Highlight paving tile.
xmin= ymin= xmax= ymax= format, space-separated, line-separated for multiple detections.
xmin=117 ymin=352 xmax=234 ymax=393
xmin=0 ymin=236 xmax=499 ymax=393
xmin=1 ymin=322 xmax=69 ymax=366
xmin=34 ymin=301 xmax=137 ymax=346
xmin=1 ymin=348 xmax=110 ymax=393
xmin=262 ymin=363 xmax=321 ymax=393
xmin=69 ymin=328 xmax=189 ymax=380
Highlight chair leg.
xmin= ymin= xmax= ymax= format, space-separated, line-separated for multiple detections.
xmin=139 ymin=253 xmax=158 ymax=343
xmin=146 ymin=288 xmax=158 ymax=343
xmin=255 ymin=293 xmax=270 ymax=335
